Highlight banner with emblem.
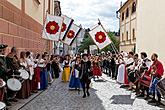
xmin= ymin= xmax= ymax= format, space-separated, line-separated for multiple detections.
xmin=62 ymin=24 xmax=82 ymax=46
xmin=89 ymin=24 xmax=112 ymax=49
xmin=60 ymin=15 xmax=74 ymax=40
xmin=42 ymin=14 xmax=63 ymax=41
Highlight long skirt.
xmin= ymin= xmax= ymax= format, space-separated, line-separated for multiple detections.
xmin=40 ymin=69 xmax=48 ymax=90
xmin=117 ymin=64 xmax=129 ymax=84
xmin=17 ymin=80 xmax=31 ymax=99
xmin=0 ymin=87 xmax=5 ymax=101
xmin=62 ymin=67 xmax=70 ymax=82
xmin=31 ymin=76 xmax=38 ymax=92
xmin=69 ymin=71 xmax=81 ymax=89
xmin=34 ymin=67 xmax=41 ymax=90
xmin=92 ymin=66 xmax=102 ymax=76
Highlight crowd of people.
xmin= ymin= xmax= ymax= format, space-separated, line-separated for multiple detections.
xmin=0 ymin=44 xmax=62 ymax=108
xmin=0 ymin=43 xmax=165 ymax=109
xmin=62 ymin=50 xmax=165 ymax=106
xmin=101 ymin=51 xmax=165 ymax=106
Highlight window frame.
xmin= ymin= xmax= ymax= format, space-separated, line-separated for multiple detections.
xmin=132 ymin=28 xmax=135 ymax=39
xmin=126 ymin=8 xmax=129 ymax=18
xmin=126 ymin=31 xmax=129 ymax=40
xmin=122 ymin=12 xmax=125 ymax=21
xmin=132 ymin=2 xmax=136 ymax=14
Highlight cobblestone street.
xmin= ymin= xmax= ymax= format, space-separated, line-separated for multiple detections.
xmin=10 ymin=74 xmax=165 ymax=110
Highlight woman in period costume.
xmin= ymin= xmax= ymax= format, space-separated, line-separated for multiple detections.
xmin=69 ymin=57 xmax=81 ymax=89
xmin=92 ymin=56 xmax=102 ymax=80
xmin=117 ymin=54 xmax=127 ymax=84
xmin=17 ymin=51 xmax=31 ymax=99
xmin=62 ymin=55 xmax=71 ymax=82
xmin=26 ymin=51 xmax=35 ymax=93
xmin=46 ymin=55 xmax=53 ymax=84
xmin=33 ymin=54 xmax=41 ymax=90
xmin=39 ymin=54 xmax=48 ymax=90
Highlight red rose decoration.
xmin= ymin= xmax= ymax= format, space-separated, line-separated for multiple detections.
xmin=67 ymin=30 xmax=75 ymax=39
xmin=95 ymin=31 xmax=106 ymax=43
xmin=46 ymin=21 xmax=59 ymax=34
xmin=61 ymin=23 xmax=67 ymax=32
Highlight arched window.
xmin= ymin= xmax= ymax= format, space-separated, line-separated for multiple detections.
xmin=132 ymin=2 xmax=136 ymax=13
xmin=126 ymin=8 xmax=129 ymax=18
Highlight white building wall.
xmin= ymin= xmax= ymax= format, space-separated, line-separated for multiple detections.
xmin=136 ymin=0 xmax=165 ymax=66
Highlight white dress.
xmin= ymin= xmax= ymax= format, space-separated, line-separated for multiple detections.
xmin=117 ymin=63 xmax=125 ymax=84
xmin=117 ymin=58 xmax=129 ymax=84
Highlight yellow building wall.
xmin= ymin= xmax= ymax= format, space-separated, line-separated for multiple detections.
xmin=25 ymin=0 xmax=45 ymax=24
xmin=119 ymin=0 xmax=137 ymax=52
xmin=120 ymin=44 xmax=135 ymax=53
xmin=136 ymin=0 xmax=165 ymax=66
xmin=7 ymin=0 xmax=21 ymax=9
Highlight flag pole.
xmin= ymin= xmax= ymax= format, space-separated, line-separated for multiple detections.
xmin=110 ymin=43 xmax=117 ymax=54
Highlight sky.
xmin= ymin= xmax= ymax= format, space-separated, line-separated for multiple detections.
xmin=59 ymin=0 xmax=127 ymax=32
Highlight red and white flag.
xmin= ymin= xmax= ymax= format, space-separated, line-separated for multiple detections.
xmin=89 ymin=24 xmax=112 ymax=49
xmin=62 ymin=23 xmax=81 ymax=46
xmin=42 ymin=14 xmax=63 ymax=41
xmin=60 ymin=15 xmax=74 ymax=40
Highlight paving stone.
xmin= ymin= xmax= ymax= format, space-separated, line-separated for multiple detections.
xmin=9 ymin=74 xmax=165 ymax=110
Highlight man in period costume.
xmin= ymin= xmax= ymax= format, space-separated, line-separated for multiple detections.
xmin=6 ymin=47 xmax=20 ymax=102
xmin=136 ymin=52 xmax=151 ymax=98
xmin=79 ymin=54 xmax=92 ymax=98
xmin=0 ymin=44 xmax=11 ymax=106
xmin=148 ymin=53 xmax=164 ymax=106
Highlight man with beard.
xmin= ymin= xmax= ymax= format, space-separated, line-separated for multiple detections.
xmin=6 ymin=47 xmax=20 ymax=102
xmin=148 ymin=53 xmax=164 ymax=106
xmin=79 ymin=54 xmax=91 ymax=98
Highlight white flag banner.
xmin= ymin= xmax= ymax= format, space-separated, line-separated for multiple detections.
xmin=42 ymin=14 xmax=63 ymax=41
xmin=62 ymin=24 xmax=81 ymax=46
xmin=89 ymin=24 xmax=112 ymax=49
xmin=60 ymin=15 xmax=74 ymax=40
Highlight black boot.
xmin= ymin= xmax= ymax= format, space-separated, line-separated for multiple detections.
xmin=82 ymin=89 xmax=86 ymax=98
xmin=82 ymin=93 xmax=86 ymax=98
xmin=155 ymin=95 xmax=162 ymax=106
xmin=148 ymin=98 xmax=156 ymax=103
xmin=6 ymin=101 xmax=12 ymax=106
xmin=86 ymin=90 xmax=90 ymax=96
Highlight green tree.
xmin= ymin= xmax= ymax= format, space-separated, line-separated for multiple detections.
xmin=78 ymin=33 xmax=95 ymax=53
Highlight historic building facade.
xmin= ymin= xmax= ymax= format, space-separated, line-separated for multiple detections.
xmin=0 ymin=0 xmax=60 ymax=54
xmin=136 ymin=0 xmax=165 ymax=66
xmin=118 ymin=0 xmax=137 ymax=52
xmin=118 ymin=0 xmax=165 ymax=66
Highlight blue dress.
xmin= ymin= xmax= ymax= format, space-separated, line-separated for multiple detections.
xmin=69 ymin=63 xmax=81 ymax=89
xmin=40 ymin=68 xmax=48 ymax=90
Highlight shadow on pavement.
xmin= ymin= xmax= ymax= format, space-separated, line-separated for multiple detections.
xmin=110 ymin=95 xmax=135 ymax=105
